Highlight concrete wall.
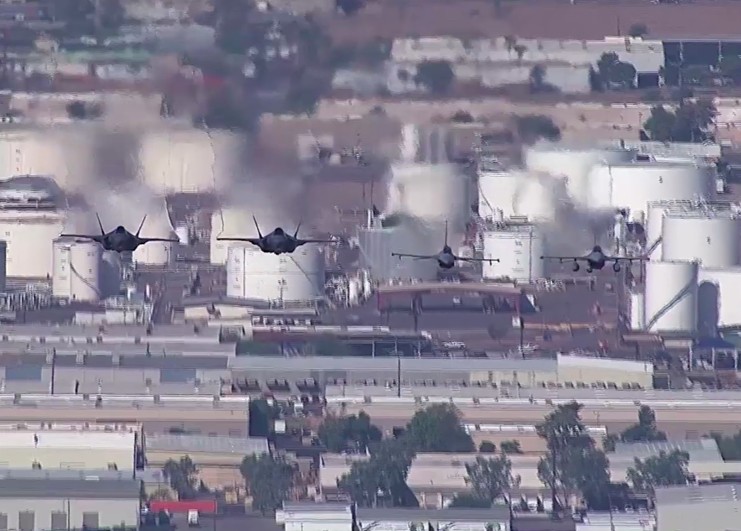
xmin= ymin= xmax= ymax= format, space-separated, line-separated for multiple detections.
xmin=0 ymin=497 xmax=139 ymax=531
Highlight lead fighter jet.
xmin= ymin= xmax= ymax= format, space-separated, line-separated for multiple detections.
xmin=540 ymin=245 xmax=649 ymax=273
xmin=60 ymin=213 xmax=179 ymax=253
xmin=217 ymin=216 xmax=333 ymax=255
xmin=391 ymin=221 xmax=500 ymax=269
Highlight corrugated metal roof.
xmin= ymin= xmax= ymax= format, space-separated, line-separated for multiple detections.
xmin=656 ymin=483 xmax=741 ymax=506
xmin=0 ymin=430 xmax=135 ymax=450
xmin=357 ymin=507 xmax=511 ymax=522
xmin=145 ymin=433 xmax=268 ymax=455
xmin=613 ymin=438 xmax=722 ymax=463
xmin=228 ymin=355 xmax=557 ymax=373
xmin=0 ymin=477 xmax=140 ymax=498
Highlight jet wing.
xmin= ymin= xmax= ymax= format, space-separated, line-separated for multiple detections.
xmin=456 ymin=256 xmax=500 ymax=263
xmin=297 ymin=238 xmax=334 ymax=245
xmin=605 ymin=255 xmax=650 ymax=263
xmin=391 ymin=252 xmax=435 ymax=260
xmin=540 ymin=255 xmax=585 ymax=261
xmin=59 ymin=233 xmax=101 ymax=241
xmin=139 ymin=237 xmax=181 ymax=243
xmin=216 ymin=237 xmax=261 ymax=245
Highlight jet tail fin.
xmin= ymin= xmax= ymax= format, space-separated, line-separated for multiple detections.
xmin=136 ymin=215 xmax=147 ymax=237
xmin=252 ymin=216 xmax=263 ymax=239
xmin=293 ymin=221 xmax=302 ymax=239
xmin=95 ymin=213 xmax=105 ymax=236
xmin=444 ymin=220 xmax=448 ymax=247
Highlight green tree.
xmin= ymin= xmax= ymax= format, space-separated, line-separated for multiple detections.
xmin=405 ymin=403 xmax=475 ymax=452
xmin=627 ymin=450 xmax=691 ymax=495
xmin=603 ymin=433 xmax=619 ymax=452
xmin=529 ymin=64 xmax=547 ymax=93
xmin=465 ymin=455 xmax=513 ymax=502
xmin=643 ymin=99 xmax=717 ymax=142
xmin=620 ymin=406 xmax=667 ymax=443
xmin=318 ymin=411 xmax=382 ymax=453
xmin=448 ymin=493 xmax=492 ymax=508
xmin=337 ymin=438 xmax=417 ymax=507
xmin=240 ymin=453 xmax=295 ymax=514
xmin=162 ymin=456 xmax=199 ymax=500
xmin=478 ymin=441 xmax=497 ymax=453
xmin=720 ymin=55 xmax=741 ymax=84
xmin=414 ymin=60 xmax=455 ymax=95
xmin=514 ymin=44 xmax=527 ymax=63
xmin=536 ymin=402 xmax=611 ymax=510
xmin=500 ymin=440 xmax=523 ymax=454
xmin=514 ymin=115 xmax=561 ymax=144
xmin=596 ymin=52 xmax=636 ymax=89
xmin=628 ymin=23 xmax=649 ymax=38
xmin=248 ymin=398 xmax=280 ymax=437
xmin=336 ymin=0 xmax=365 ymax=16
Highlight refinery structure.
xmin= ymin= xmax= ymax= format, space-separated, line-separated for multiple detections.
xmin=0 ymin=117 xmax=736 ymax=350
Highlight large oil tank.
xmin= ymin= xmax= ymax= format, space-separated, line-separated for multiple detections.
xmin=482 ymin=225 xmax=545 ymax=283
xmin=0 ymin=210 xmax=65 ymax=278
xmin=698 ymin=268 xmax=741 ymax=331
xmin=645 ymin=260 xmax=698 ymax=334
xmin=226 ymin=244 xmax=324 ymax=302
xmin=588 ymin=162 xmax=715 ymax=217
xmin=137 ymin=127 xmax=248 ymax=194
xmin=662 ymin=208 xmax=741 ymax=268
xmin=52 ymin=239 xmax=101 ymax=302
xmin=357 ymin=219 xmax=440 ymax=282
xmin=478 ymin=169 xmax=560 ymax=222
xmin=524 ymin=143 xmax=635 ymax=205
xmin=386 ymin=163 xmax=470 ymax=230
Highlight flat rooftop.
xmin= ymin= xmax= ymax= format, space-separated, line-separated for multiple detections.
xmin=146 ymin=433 xmax=268 ymax=455
xmin=0 ymin=477 xmax=141 ymax=498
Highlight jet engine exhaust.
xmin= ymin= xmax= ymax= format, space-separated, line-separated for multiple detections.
xmin=613 ymin=262 xmax=621 ymax=272
xmin=572 ymin=262 xmax=580 ymax=272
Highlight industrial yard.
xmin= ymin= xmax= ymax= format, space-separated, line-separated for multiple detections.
xmin=3 ymin=2 xmax=741 ymax=529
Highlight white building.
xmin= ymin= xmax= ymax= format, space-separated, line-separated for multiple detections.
xmin=655 ymin=483 xmax=741 ymax=531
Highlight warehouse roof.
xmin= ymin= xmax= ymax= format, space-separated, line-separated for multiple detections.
xmin=655 ymin=483 xmax=741 ymax=507
xmin=612 ymin=439 xmax=723 ymax=464
xmin=0 ymin=477 xmax=140 ymax=498
xmin=0 ymin=430 xmax=135 ymax=450
xmin=146 ymin=433 xmax=268 ymax=455
xmin=356 ymin=507 xmax=511 ymax=522
xmin=228 ymin=356 xmax=557 ymax=373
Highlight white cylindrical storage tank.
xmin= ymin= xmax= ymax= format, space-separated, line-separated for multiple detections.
xmin=175 ymin=224 xmax=189 ymax=246
xmin=588 ymin=162 xmax=714 ymax=215
xmin=698 ymin=268 xmax=741 ymax=329
xmin=478 ymin=170 xmax=521 ymax=220
xmin=226 ymin=244 xmax=325 ymax=302
xmin=524 ymin=144 xmax=635 ymax=205
xmin=211 ymin=208 xmax=254 ymax=266
xmin=482 ymin=225 xmax=545 ymax=283
xmin=645 ymin=260 xmax=699 ymax=334
xmin=131 ymin=207 xmax=175 ymax=266
xmin=0 ymin=240 xmax=7 ymax=291
xmin=629 ymin=291 xmax=645 ymax=330
xmin=137 ymin=128 xmax=247 ymax=194
xmin=386 ymin=163 xmax=469 ymax=229
xmin=52 ymin=239 xmax=101 ymax=302
xmin=478 ymin=169 xmax=561 ymax=222
xmin=662 ymin=211 xmax=740 ymax=268
xmin=0 ymin=210 xmax=65 ymax=278
xmin=133 ymin=241 xmax=172 ymax=266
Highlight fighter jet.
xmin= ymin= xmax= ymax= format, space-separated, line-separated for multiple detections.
xmin=391 ymin=221 xmax=500 ymax=269
xmin=540 ymin=245 xmax=649 ymax=273
xmin=216 ymin=216 xmax=333 ymax=255
xmin=60 ymin=213 xmax=179 ymax=253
